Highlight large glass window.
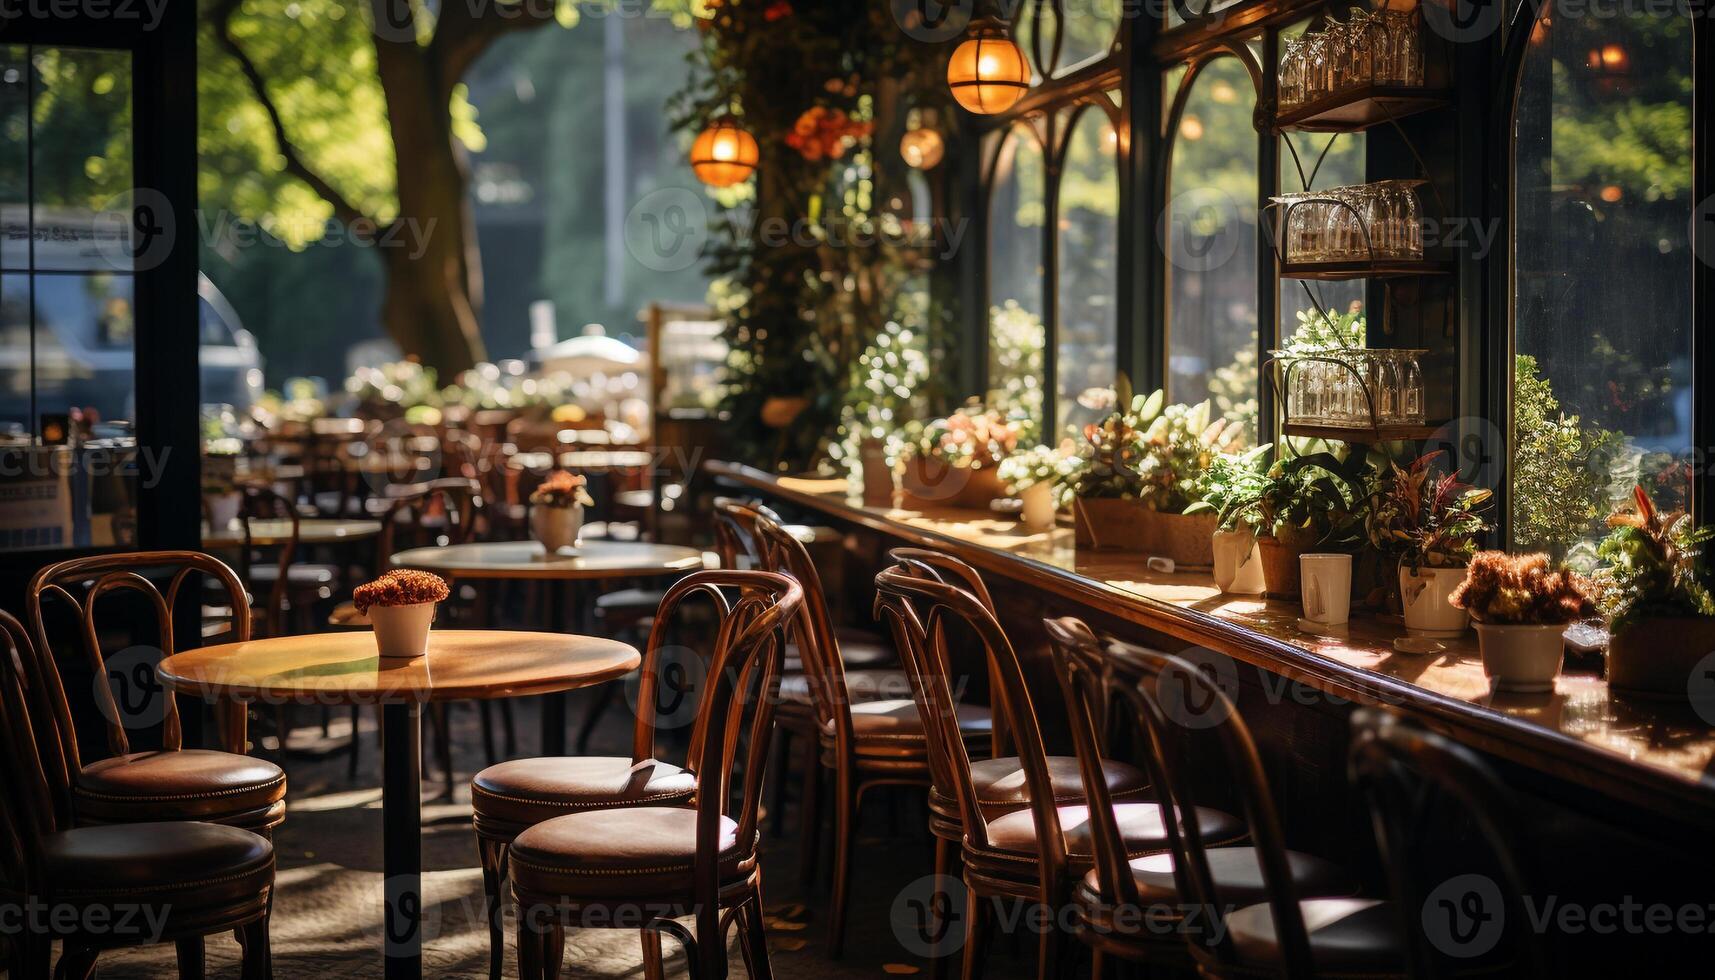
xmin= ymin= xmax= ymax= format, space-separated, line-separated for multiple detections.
xmin=1056 ymin=105 xmax=1119 ymax=437
xmin=1164 ymin=57 xmax=1259 ymax=442
xmin=987 ymin=125 xmax=1047 ymax=432
xmin=1511 ymin=2 xmax=1693 ymax=561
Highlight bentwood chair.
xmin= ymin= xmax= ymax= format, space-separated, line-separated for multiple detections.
xmin=470 ymin=570 xmax=764 ymax=980
xmin=508 ymin=569 xmax=802 ymax=980
xmin=1042 ymin=618 xmax=1358 ymax=975
xmin=0 ymin=610 xmax=277 ymax=980
xmin=1349 ymin=708 xmax=1549 ymax=979
xmin=1078 ymin=637 xmax=1404 ymax=979
xmin=873 ymin=565 xmax=1247 ymax=980
xmin=25 ymin=552 xmax=287 ymax=837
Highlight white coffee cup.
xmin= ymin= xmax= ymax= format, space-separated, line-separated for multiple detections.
xmin=1300 ymin=553 xmax=1353 ymax=625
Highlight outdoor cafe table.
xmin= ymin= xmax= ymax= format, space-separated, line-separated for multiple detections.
xmin=158 ymin=629 xmax=639 ymax=980
xmin=388 ymin=539 xmax=705 ymax=754
xmin=202 ymin=517 xmax=384 ymax=547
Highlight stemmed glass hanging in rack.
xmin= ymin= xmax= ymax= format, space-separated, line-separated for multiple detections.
xmin=1279 ymin=6 xmax=1426 ymax=111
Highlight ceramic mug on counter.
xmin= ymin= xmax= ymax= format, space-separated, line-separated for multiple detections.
xmin=1300 ymin=553 xmax=1353 ymax=626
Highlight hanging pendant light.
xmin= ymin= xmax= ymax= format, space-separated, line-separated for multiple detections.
xmin=946 ymin=16 xmax=1029 ymax=115
xmin=690 ymin=116 xmax=759 ymax=187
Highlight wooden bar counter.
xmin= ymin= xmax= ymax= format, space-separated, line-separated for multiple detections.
xmin=712 ymin=461 xmax=1715 ymax=952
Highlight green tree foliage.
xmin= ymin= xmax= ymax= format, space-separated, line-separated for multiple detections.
xmin=1512 ymin=354 xmax=1624 ymax=559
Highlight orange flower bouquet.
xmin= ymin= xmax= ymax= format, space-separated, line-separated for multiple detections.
xmin=354 ymin=569 xmax=449 ymax=659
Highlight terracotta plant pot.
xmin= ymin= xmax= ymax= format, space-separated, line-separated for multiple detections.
xmin=1072 ymin=497 xmax=1153 ymax=551
xmin=1399 ymin=564 xmax=1470 ymax=636
xmin=901 ymin=456 xmax=1005 ymax=511
xmin=1473 ymin=622 xmax=1567 ymax=693
xmin=1607 ymin=616 xmax=1715 ymax=700
xmin=1212 ymin=530 xmax=1266 ymax=595
xmin=531 ymin=503 xmax=584 ymax=554
xmin=759 ymin=396 xmax=809 ymax=429
xmin=369 ymin=602 xmax=437 ymax=660
xmin=1146 ymin=510 xmax=1218 ymax=567
xmin=858 ymin=439 xmax=896 ymax=507
xmin=1019 ymin=482 xmax=1058 ymax=531
xmin=1256 ymin=535 xmax=1309 ymax=599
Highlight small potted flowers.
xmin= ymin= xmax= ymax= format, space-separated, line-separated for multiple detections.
xmin=1188 ymin=445 xmax=1273 ymax=594
xmin=1591 ymin=486 xmax=1715 ymax=700
xmin=1368 ymin=451 xmax=1492 ymax=636
xmin=203 ymin=475 xmax=243 ymax=531
xmin=1451 ymin=552 xmax=1595 ymax=693
xmin=1207 ymin=452 xmax=1369 ymax=598
xmin=529 ymin=470 xmax=595 ymax=554
xmin=354 ymin=569 xmax=450 ymax=660
xmin=900 ymin=403 xmax=1022 ymax=510
xmin=997 ymin=445 xmax=1067 ymax=531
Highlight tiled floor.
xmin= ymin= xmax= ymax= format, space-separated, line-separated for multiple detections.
xmin=88 ymin=692 xmax=1038 ymax=978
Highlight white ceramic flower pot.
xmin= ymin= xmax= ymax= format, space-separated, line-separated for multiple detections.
xmin=207 ymin=492 xmax=242 ymax=530
xmin=531 ymin=503 xmax=584 ymax=554
xmin=1212 ymin=530 xmax=1266 ymax=595
xmin=1299 ymin=553 xmax=1353 ymax=626
xmin=369 ymin=602 xmax=436 ymax=660
xmin=1399 ymin=564 xmax=1470 ymax=636
xmin=1019 ymin=482 xmax=1057 ymax=531
xmin=1474 ymin=622 xmax=1567 ymax=693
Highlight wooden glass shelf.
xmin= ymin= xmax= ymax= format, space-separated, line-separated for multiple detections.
xmin=1275 ymin=86 xmax=1452 ymax=133
xmin=1282 ymin=421 xmax=1445 ymax=443
xmin=1278 ymin=259 xmax=1454 ymax=281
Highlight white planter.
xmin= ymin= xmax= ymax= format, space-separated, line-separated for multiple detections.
xmin=369 ymin=602 xmax=437 ymax=660
xmin=1212 ymin=530 xmax=1266 ymax=595
xmin=1019 ymin=483 xmax=1058 ymax=531
xmin=207 ymin=492 xmax=242 ymax=530
xmin=531 ymin=503 xmax=584 ymax=554
xmin=1299 ymin=553 xmax=1353 ymax=626
xmin=1399 ymin=564 xmax=1470 ymax=636
xmin=1474 ymin=622 xmax=1567 ymax=693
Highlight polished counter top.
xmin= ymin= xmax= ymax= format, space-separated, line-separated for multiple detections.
xmin=710 ymin=461 xmax=1715 ymax=817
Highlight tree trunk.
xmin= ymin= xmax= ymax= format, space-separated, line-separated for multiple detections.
xmin=373 ymin=29 xmax=488 ymax=376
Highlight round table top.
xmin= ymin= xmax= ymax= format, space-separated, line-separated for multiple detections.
xmin=158 ymin=629 xmax=639 ymax=704
xmin=390 ymin=539 xmax=705 ymax=580
xmin=204 ymin=518 xmax=384 ymax=547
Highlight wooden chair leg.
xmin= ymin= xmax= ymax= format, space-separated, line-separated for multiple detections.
xmin=518 ymin=912 xmax=544 ymax=980
xmin=478 ymin=837 xmax=509 ymax=980
xmin=175 ymin=936 xmax=206 ymax=980
xmin=796 ymin=741 xmax=823 ymax=887
xmin=640 ymin=926 xmax=666 ymax=980
xmin=930 ymin=835 xmax=957 ymax=980
xmin=499 ymin=700 xmax=517 ymax=756
xmin=541 ymin=921 xmax=564 ymax=980
xmin=961 ymin=890 xmax=991 ymax=980
xmin=740 ymin=895 xmax=774 ymax=980
xmin=433 ymin=703 xmax=454 ymax=800
xmin=479 ymin=701 xmax=499 ymax=764
xmin=826 ymin=776 xmax=860 ymax=959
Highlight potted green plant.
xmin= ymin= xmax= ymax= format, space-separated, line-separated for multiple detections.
xmin=1187 ymin=444 xmax=1273 ymax=594
xmin=900 ymin=403 xmax=1022 ymax=510
xmin=1450 ymin=552 xmax=1596 ymax=693
xmin=529 ymin=470 xmax=595 ymax=554
xmin=1591 ymin=487 xmax=1715 ymax=699
xmin=1368 ymin=451 xmax=1493 ymax=636
xmin=1215 ymin=451 xmax=1370 ymax=598
xmin=998 ymin=445 xmax=1067 ymax=531
xmin=1133 ymin=396 xmax=1245 ymax=566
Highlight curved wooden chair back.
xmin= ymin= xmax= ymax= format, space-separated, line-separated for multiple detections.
xmin=236 ymin=484 xmax=301 ymax=637
xmin=0 ymin=609 xmax=66 ymax=896
xmin=383 ymin=477 xmax=483 ymax=555
xmin=750 ymin=511 xmax=856 ymax=743
xmin=26 ymin=551 xmax=253 ymax=784
xmin=872 ymin=562 xmax=1066 ymax=879
xmin=883 ymin=547 xmax=1008 ymax=756
xmin=712 ymin=497 xmax=773 ymax=570
xmin=1042 ymin=617 xmax=1146 ymax=911
xmin=1088 ymin=638 xmax=1313 ymax=973
xmin=1349 ymin=708 xmax=1551 ymax=979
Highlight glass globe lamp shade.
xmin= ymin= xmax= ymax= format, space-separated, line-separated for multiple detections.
xmin=900 ymin=128 xmax=945 ymax=170
xmin=690 ymin=119 xmax=759 ymax=187
xmin=946 ymin=18 xmax=1029 ymax=115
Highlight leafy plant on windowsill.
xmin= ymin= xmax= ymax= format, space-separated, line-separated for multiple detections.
xmin=907 ymin=402 xmax=1026 ymax=471
xmin=997 ymin=445 xmax=1071 ymax=494
xmin=1186 ymin=443 xmax=1274 ymax=532
xmin=1590 ymin=486 xmax=1715 ymax=632
xmin=1059 ymin=377 xmax=1244 ymax=513
xmin=1366 ymin=451 xmax=1493 ymax=572
xmin=1216 ymin=450 xmax=1373 ymax=551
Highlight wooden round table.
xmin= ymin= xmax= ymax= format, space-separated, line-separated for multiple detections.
xmin=203 ymin=517 xmax=383 ymax=547
xmin=159 ymin=630 xmax=639 ymax=980
xmin=389 ymin=539 xmax=704 ymax=755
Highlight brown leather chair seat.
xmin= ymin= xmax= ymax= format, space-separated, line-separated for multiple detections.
xmin=1077 ymin=847 xmax=1358 ymax=911
xmin=42 ymin=821 xmax=275 ymax=922
xmin=508 ymin=806 xmax=755 ymax=904
xmin=778 ymin=668 xmax=911 ymax=705
xmin=471 ymin=757 xmax=695 ymax=836
xmin=72 ymin=749 xmax=287 ymax=829
xmin=821 ymin=698 xmax=993 ymax=758
xmin=985 ymin=802 xmax=1246 ymax=862
xmin=931 ymin=755 xmax=1152 ymax=832
xmin=784 ymin=628 xmax=896 ymax=672
xmin=1221 ymin=897 xmax=1411 ymax=975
